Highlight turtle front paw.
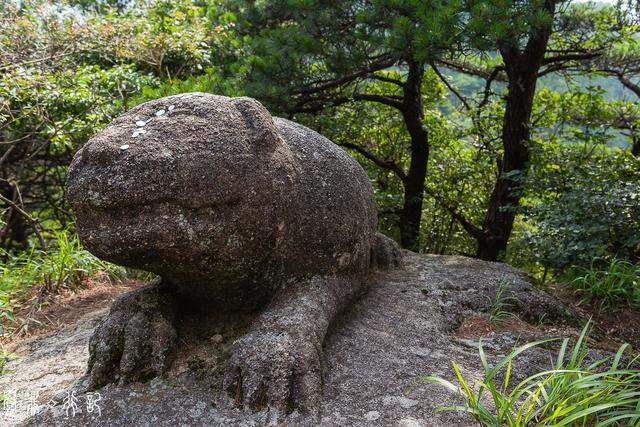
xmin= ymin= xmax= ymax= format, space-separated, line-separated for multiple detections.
xmin=85 ymin=279 xmax=177 ymax=389
xmin=223 ymin=330 xmax=322 ymax=416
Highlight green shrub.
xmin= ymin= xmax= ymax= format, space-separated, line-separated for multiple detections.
xmin=567 ymin=258 xmax=640 ymax=311
xmin=518 ymin=146 xmax=640 ymax=271
xmin=423 ymin=322 xmax=640 ymax=426
xmin=129 ymin=67 xmax=243 ymax=107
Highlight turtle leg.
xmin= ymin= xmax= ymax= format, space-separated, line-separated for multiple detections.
xmin=85 ymin=278 xmax=178 ymax=389
xmin=222 ymin=275 xmax=364 ymax=419
xmin=370 ymin=232 xmax=403 ymax=270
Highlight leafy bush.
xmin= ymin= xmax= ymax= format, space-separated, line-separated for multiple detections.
xmin=424 ymin=323 xmax=640 ymax=426
xmin=1 ymin=63 xmax=157 ymax=149
xmin=0 ymin=0 xmax=229 ymax=79
xmin=77 ymin=0 xmax=228 ymax=79
xmin=129 ymin=67 xmax=243 ymax=106
xmin=518 ymin=146 xmax=640 ymax=271
xmin=568 ymin=258 xmax=640 ymax=311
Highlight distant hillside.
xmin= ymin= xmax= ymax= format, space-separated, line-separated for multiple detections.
xmin=442 ymin=68 xmax=636 ymax=149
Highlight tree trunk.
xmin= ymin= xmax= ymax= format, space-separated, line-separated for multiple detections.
xmin=477 ymin=70 xmax=535 ymax=260
xmin=632 ymin=134 xmax=640 ymax=157
xmin=400 ymin=133 xmax=429 ymax=250
xmin=399 ymin=61 xmax=429 ymax=251
xmin=476 ymin=18 xmax=553 ymax=260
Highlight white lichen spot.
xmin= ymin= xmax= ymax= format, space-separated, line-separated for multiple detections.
xmin=176 ymin=212 xmax=195 ymax=240
xmin=155 ymin=109 xmax=166 ymax=116
xmin=168 ymin=105 xmax=175 ymax=111
xmin=398 ymin=417 xmax=422 ymax=427
xmin=364 ymin=411 xmax=381 ymax=422
xmin=160 ymin=148 xmax=174 ymax=159
xmin=88 ymin=190 xmax=102 ymax=204
xmin=120 ymin=144 xmax=130 ymax=150
xmin=409 ymin=346 xmax=432 ymax=357
xmin=382 ymin=396 xmax=418 ymax=409
xmin=136 ymin=120 xmax=146 ymax=127
xmin=337 ymin=252 xmax=351 ymax=267
xmin=227 ymin=234 xmax=241 ymax=249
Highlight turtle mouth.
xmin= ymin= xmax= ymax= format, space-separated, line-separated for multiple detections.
xmin=67 ymin=143 xmax=247 ymax=213
xmin=68 ymin=165 xmax=244 ymax=213
xmin=73 ymin=200 xmax=231 ymax=267
xmin=77 ymin=195 xmax=243 ymax=213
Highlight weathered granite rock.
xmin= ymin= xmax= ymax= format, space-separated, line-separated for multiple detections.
xmin=67 ymin=93 xmax=381 ymax=302
xmin=2 ymin=253 xmax=582 ymax=426
xmin=66 ymin=93 xmax=402 ymax=412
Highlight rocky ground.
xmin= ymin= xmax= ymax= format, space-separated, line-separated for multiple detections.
xmin=0 ymin=253 xmax=613 ymax=426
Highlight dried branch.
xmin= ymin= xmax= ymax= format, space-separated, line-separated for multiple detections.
xmin=337 ymin=141 xmax=406 ymax=181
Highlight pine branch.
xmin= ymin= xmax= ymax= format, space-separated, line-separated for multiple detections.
xmin=338 ymin=141 xmax=406 ymax=181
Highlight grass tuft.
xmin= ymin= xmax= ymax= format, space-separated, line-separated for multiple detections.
xmin=488 ymin=278 xmax=517 ymax=326
xmin=423 ymin=322 xmax=640 ymax=426
xmin=568 ymin=258 xmax=640 ymax=311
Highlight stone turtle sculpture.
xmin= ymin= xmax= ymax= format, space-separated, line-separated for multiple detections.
xmin=67 ymin=93 xmax=402 ymax=416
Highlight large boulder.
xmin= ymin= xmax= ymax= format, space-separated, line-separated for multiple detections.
xmin=67 ymin=93 xmax=377 ymax=306
xmin=0 ymin=253 xmax=581 ymax=426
